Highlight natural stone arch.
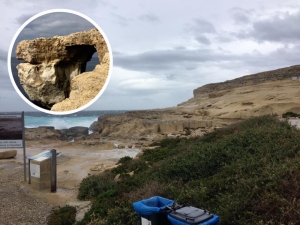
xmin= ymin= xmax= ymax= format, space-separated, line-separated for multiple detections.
xmin=16 ymin=29 xmax=109 ymax=110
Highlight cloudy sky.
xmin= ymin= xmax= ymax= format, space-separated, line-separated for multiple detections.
xmin=1 ymin=0 xmax=300 ymax=112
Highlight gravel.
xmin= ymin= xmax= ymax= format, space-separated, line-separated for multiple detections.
xmin=0 ymin=161 xmax=54 ymax=225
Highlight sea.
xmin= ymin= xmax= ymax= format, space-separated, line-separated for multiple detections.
xmin=4 ymin=110 xmax=127 ymax=130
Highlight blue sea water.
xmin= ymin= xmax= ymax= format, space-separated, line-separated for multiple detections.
xmin=23 ymin=110 xmax=126 ymax=129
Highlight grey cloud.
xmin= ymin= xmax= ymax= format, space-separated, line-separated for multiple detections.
xmin=235 ymin=10 xmax=300 ymax=43
xmin=12 ymin=12 xmax=96 ymax=56
xmin=19 ymin=12 xmax=95 ymax=39
xmin=173 ymin=46 xmax=187 ymax=50
xmin=0 ymin=64 xmax=13 ymax=91
xmin=229 ymin=7 xmax=252 ymax=25
xmin=215 ymin=34 xmax=235 ymax=43
xmin=193 ymin=18 xmax=216 ymax=34
xmin=15 ymin=14 xmax=36 ymax=25
xmin=0 ymin=49 xmax=7 ymax=62
xmin=114 ymin=44 xmax=300 ymax=77
xmin=138 ymin=13 xmax=160 ymax=22
xmin=166 ymin=74 xmax=175 ymax=80
xmin=111 ymin=13 xmax=133 ymax=26
xmin=114 ymin=48 xmax=239 ymax=73
xmin=195 ymin=35 xmax=211 ymax=45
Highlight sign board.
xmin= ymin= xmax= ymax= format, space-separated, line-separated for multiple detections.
xmin=29 ymin=151 xmax=52 ymax=160
xmin=30 ymin=163 xmax=40 ymax=178
xmin=0 ymin=114 xmax=23 ymax=148
xmin=0 ymin=112 xmax=26 ymax=182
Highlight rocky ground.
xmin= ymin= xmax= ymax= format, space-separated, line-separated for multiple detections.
xmin=0 ymin=140 xmax=141 ymax=225
xmin=0 ymin=161 xmax=53 ymax=225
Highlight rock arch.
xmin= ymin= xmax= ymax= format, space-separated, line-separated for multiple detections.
xmin=16 ymin=29 xmax=109 ymax=110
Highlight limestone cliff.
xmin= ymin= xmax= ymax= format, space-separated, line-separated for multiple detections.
xmin=16 ymin=29 xmax=109 ymax=111
xmin=193 ymin=65 xmax=300 ymax=97
xmin=88 ymin=65 xmax=300 ymax=141
xmin=89 ymin=110 xmax=213 ymax=141
xmin=180 ymin=65 xmax=300 ymax=120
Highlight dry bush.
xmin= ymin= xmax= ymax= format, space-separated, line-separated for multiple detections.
xmin=121 ymin=180 xmax=164 ymax=203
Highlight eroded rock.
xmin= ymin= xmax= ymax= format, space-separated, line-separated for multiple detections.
xmin=16 ymin=29 xmax=109 ymax=111
xmin=0 ymin=150 xmax=17 ymax=159
xmin=60 ymin=126 xmax=89 ymax=140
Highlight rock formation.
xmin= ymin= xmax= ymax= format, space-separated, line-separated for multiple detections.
xmin=25 ymin=126 xmax=89 ymax=141
xmin=60 ymin=126 xmax=89 ymax=140
xmin=89 ymin=110 xmax=213 ymax=140
xmin=87 ymin=65 xmax=300 ymax=141
xmin=16 ymin=29 xmax=110 ymax=111
xmin=193 ymin=65 xmax=300 ymax=97
xmin=0 ymin=150 xmax=17 ymax=159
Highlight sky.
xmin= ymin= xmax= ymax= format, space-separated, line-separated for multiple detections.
xmin=1 ymin=0 xmax=300 ymax=112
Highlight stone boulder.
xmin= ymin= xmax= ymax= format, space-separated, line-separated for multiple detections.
xmin=60 ymin=126 xmax=89 ymax=140
xmin=25 ymin=126 xmax=62 ymax=140
xmin=0 ymin=150 xmax=17 ymax=159
xmin=89 ymin=121 xmax=99 ymax=132
xmin=16 ymin=29 xmax=110 ymax=111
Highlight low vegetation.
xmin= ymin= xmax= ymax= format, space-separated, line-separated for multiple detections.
xmin=47 ymin=205 xmax=77 ymax=225
xmin=282 ymin=111 xmax=300 ymax=118
xmin=52 ymin=115 xmax=300 ymax=224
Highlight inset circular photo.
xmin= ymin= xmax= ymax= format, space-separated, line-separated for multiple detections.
xmin=8 ymin=9 xmax=112 ymax=115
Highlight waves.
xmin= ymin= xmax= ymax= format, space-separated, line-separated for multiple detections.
xmin=24 ymin=110 xmax=127 ymax=129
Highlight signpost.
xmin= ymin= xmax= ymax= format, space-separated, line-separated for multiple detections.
xmin=0 ymin=112 xmax=26 ymax=181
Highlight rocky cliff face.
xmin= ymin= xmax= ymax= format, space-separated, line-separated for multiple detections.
xmin=193 ymin=65 xmax=300 ymax=97
xmin=88 ymin=65 xmax=300 ymax=141
xmin=89 ymin=110 xmax=213 ymax=140
xmin=16 ymin=29 xmax=109 ymax=111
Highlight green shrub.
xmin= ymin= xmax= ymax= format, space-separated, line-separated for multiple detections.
xmin=47 ymin=205 xmax=76 ymax=225
xmin=77 ymin=175 xmax=116 ymax=200
xmin=282 ymin=111 xmax=300 ymax=118
xmin=117 ymin=156 xmax=132 ymax=165
xmin=75 ymin=115 xmax=300 ymax=225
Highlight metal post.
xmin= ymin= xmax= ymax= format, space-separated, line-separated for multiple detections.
xmin=28 ymin=159 xmax=31 ymax=184
xmin=50 ymin=149 xmax=57 ymax=192
xmin=22 ymin=111 xmax=26 ymax=181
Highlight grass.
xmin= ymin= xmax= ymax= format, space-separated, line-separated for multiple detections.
xmin=51 ymin=115 xmax=300 ymax=224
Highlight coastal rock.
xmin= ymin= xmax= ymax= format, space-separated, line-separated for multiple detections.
xmin=86 ymin=65 xmax=300 ymax=141
xmin=89 ymin=121 xmax=98 ymax=132
xmin=90 ymin=110 xmax=213 ymax=140
xmin=61 ymin=126 xmax=89 ymax=140
xmin=25 ymin=127 xmax=62 ymax=140
xmin=118 ymin=144 xmax=125 ymax=149
xmin=0 ymin=150 xmax=17 ymax=159
xmin=16 ymin=29 xmax=109 ymax=111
